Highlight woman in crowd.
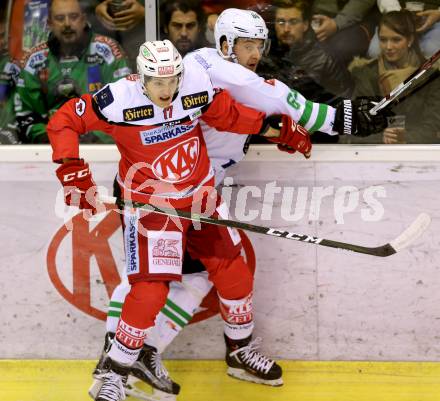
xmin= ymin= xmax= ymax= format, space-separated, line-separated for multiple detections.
xmin=350 ymin=10 xmax=440 ymax=144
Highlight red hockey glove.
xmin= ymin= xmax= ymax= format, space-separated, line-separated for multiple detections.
xmin=261 ymin=115 xmax=312 ymax=158
xmin=55 ymin=159 xmax=97 ymax=212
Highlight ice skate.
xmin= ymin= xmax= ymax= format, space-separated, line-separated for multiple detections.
xmin=225 ymin=335 xmax=283 ymax=387
xmin=89 ymin=336 xmax=179 ymax=401
xmin=95 ymin=369 xmax=127 ymax=401
xmin=128 ymin=344 xmax=180 ymax=400
xmin=89 ymin=333 xmax=115 ymax=399
xmin=93 ymin=333 xmax=114 ymax=376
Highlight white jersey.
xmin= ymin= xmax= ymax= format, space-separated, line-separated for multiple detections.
xmin=184 ymin=47 xmax=337 ymax=184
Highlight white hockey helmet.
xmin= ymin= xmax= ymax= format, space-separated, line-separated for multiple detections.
xmin=214 ymin=8 xmax=269 ymax=58
xmin=136 ymin=39 xmax=183 ymax=85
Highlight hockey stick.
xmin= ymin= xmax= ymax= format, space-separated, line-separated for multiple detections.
xmin=98 ymin=194 xmax=430 ymax=257
xmin=369 ymin=48 xmax=440 ymax=115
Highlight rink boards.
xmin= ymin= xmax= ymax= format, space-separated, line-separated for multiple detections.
xmin=1 ymin=144 xmax=440 ymax=362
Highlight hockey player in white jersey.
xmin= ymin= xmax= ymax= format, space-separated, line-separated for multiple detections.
xmin=92 ymin=9 xmax=390 ymax=401
xmin=55 ymin=37 xmax=306 ymax=401
xmin=194 ymin=7 xmax=388 ymax=181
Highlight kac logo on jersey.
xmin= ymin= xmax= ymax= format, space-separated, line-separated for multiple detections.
xmin=152 ymin=137 xmax=199 ymax=183
xmin=181 ymin=91 xmax=209 ymax=110
xmin=140 ymin=123 xmax=195 ymax=145
xmin=123 ymin=105 xmax=154 ymax=121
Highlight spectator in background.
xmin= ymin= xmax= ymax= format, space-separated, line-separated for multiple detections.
xmin=258 ymin=0 xmax=354 ymax=104
xmin=160 ymin=0 xmax=208 ymax=56
xmin=310 ymin=0 xmax=378 ymax=66
xmin=368 ymin=0 xmax=440 ymax=58
xmin=349 ymin=10 xmax=440 ymax=144
xmin=0 ymin=9 xmax=21 ymax=144
xmin=95 ymin=0 xmax=145 ymax=31
xmin=15 ymin=0 xmax=131 ymax=144
xmin=93 ymin=0 xmax=145 ymax=69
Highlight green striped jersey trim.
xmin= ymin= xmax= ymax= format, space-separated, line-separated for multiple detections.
xmin=161 ymin=307 xmax=186 ymax=328
xmin=166 ymin=299 xmax=192 ymax=321
xmin=109 ymin=301 xmax=124 ymax=308
xmin=108 ymin=310 xmax=121 ymax=318
xmin=298 ymin=101 xmax=330 ymax=133
xmin=299 ymin=100 xmax=313 ymax=128
xmin=106 ymin=299 xmax=193 ymax=329
xmin=309 ymin=103 xmax=329 ymax=132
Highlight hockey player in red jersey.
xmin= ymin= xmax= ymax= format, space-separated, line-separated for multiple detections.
xmin=47 ymin=39 xmax=309 ymax=400
xmin=89 ymin=9 xmax=391 ymax=401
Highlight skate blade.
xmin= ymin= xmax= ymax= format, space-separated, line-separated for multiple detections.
xmin=88 ymin=378 xmax=103 ymax=399
xmin=227 ymin=367 xmax=284 ymax=387
xmin=125 ymin=377 xmax=177 ymax=401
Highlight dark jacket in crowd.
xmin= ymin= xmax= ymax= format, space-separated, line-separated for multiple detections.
xmin=258 ymin=29 xmax=354 ymax=104
xmin=311 ymin=0 xmax=377 ymax=31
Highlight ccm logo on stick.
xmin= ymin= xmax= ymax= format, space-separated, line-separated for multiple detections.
xmin=267 ymin=228 xmax=323 ymax=244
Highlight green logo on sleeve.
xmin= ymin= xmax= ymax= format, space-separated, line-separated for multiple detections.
xmin=287 ymin=90 xmax=300 ymax=110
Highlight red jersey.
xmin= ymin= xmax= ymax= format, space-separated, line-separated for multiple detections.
xmin=47 ymin=58 xmax=265 ymax=208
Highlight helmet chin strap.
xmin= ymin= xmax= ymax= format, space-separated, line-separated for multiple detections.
xmin=229 ymin=37 xmax=239 ymax=64
xmin=230 ymin=51 xmax=239 ymax=64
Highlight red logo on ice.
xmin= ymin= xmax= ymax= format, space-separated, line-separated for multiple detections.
xmin=152 ymin=137 xmax=199 ymax=183
xmin=47 ymin=209 xmax=122 ymax=321
xmin=47 ymin=208 xmax=255 ymax=323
